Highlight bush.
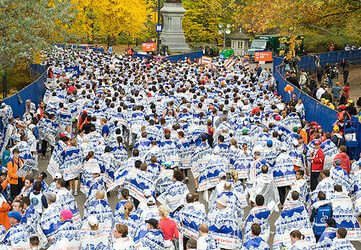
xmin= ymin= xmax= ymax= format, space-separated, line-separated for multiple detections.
xmin=0 ymin=67 xmax=35 ymax=98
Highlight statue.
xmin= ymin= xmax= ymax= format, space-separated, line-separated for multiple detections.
xmin=160 ymin=0 xmax=190 ymax=52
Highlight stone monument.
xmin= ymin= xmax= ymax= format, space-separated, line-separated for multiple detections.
xmin=160 ymin=0 xmax=190 ymax=53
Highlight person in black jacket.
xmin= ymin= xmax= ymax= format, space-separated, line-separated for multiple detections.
xmin=321 ymin=88 xmax=333 ymax=104
xmin=316 ymin=66 xmax=323 ymax=83
xmin=343 ymin=69 xmax=349 ymax=84
xmin=346 ymin=100 xmax=357 ymax=116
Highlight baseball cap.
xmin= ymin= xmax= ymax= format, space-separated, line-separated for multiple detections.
xmin=54 ymin=173 xmax=62 ymax=179
xmin=333 ymin=126 xmax=339 ymax=132
xmin=162 ymin=161 xmax=172 ymax=168
xmin=293 ymin=126 xmax=298 ymax=132
xmin=292 ymin=139 xmax=299 ymax=146
xmin=266 ymin=140 xmax=273 ymax=146
xmin=314 ymin=140 xmax=321 ymax=145
xmin=8 ymin=211 xmax=22 ymax=221
xmin=145 ymin=218 xmax=159 ymax=228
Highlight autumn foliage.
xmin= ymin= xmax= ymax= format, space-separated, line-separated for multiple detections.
xmin=68 ymin=0 xmax=151 ymax=41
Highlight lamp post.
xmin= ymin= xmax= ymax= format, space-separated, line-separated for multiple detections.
xmin=218 ymin=23 xmax=231 ymax=52
xmin=156 ymin=0 xmax=161 ymax=54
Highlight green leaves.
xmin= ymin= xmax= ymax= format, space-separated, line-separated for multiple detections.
xmin=0 ymin=0 xmax=75 ymax=71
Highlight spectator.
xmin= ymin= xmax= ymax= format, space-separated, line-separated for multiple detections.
xmin=321 ymin=88 xmax=333 ymax=103
xmin=316 ymin=66 xmax=323 ymax=83
xmin=343 ymin=69 xmax=349 ymax=84
xmin=331 ymin=126 xmax=345 ymax=147
xmin=331 ymin=82 xmax=342 ymax=104
xmin=333 ymin=145 xmax=351 ymax=174
xmin=299 ymin=69 xmax=308 ymax=88
xmin=316 ymin=85 xmax=326 ymax=100
xmin=346 ymin=100 xmax=357 ymax=116
xmin=343 ymin=82 xmax=350 ymax=99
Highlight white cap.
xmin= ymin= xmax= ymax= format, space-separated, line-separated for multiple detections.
xmin=88 ymin=215 xmax=98 ymax=226
xmin=281 ymin=145 xmax=288 ymax=151
xmin=147 ymin=196 xmax=156 ymax=205
xmin=54 ymin=173 xmax=62 ymax=179
xmin=91 ymin=166 xmax=101 ymax=174
xmin=29 ymin=124 xmax=36 ymax=130
xmin=292 ymin=139 xmax=299 ymax=146
xmin=213 ymin=147 xmax=221 ymax=155
xmin=144 ymin=189 xmax=152 ymax=197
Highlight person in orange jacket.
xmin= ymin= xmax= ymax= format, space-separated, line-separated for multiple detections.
xmin=297 ymin=126 xmax=308 ymax=145
xmin=0 ymin=183 xmax=11 ymax=230
xmin=7 ymin=148 xmax=25 ymax=202
xmin=0 ymin=169 xmax=10 ymax=229
xmin=310 ymin=140 xmax=325 ymax=191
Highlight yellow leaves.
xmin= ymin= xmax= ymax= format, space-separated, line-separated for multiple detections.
xmin=68 ymin=0 xmax=151 ymax=40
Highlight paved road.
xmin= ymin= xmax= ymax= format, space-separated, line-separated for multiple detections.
xmin=37 ymin=156 xmax=361 ymax=249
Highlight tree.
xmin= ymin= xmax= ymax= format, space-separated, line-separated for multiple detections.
xmin=238 ymin=0 xmax=361 ymax=45
xmin=182 ymin=0 xmax=238 ymax=44
xmin=69 ymin=0 xmax=151 ymax=43
xmin=0 ymin=0 xmax=75 ymax=71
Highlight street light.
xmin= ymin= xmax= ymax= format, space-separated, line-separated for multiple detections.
xmin=156 ymin=0 xmax=161 ymax=54
xmin=218 ymin=23 xmax=231 ymax=51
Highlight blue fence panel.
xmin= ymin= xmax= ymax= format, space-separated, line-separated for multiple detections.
xmin=133 ymin=51 xmax=204 ymax=62
xmin=54 ymin=44 xmax=105 ymax=53
xmin=166 ymin=51 xmax=203 ymax=62
xmin=274 ymin=50 xmax=361 ymax=159
xmin=133 ymin=53 xmax=152 ymax=60
xmin=275 ymin=68 xmax=338 ymax=132
xmin=1 ymin=65 xmax=47 ymax=119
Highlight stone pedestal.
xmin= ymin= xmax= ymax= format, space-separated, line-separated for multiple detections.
xmin=160 ymin=2 xmax=190 ymax=53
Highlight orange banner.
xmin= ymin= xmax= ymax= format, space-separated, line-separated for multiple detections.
xmin=142 ymin=42 xmax=157 ymax=52
xmin=255 ymin=51 xmax=273 ymax=62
